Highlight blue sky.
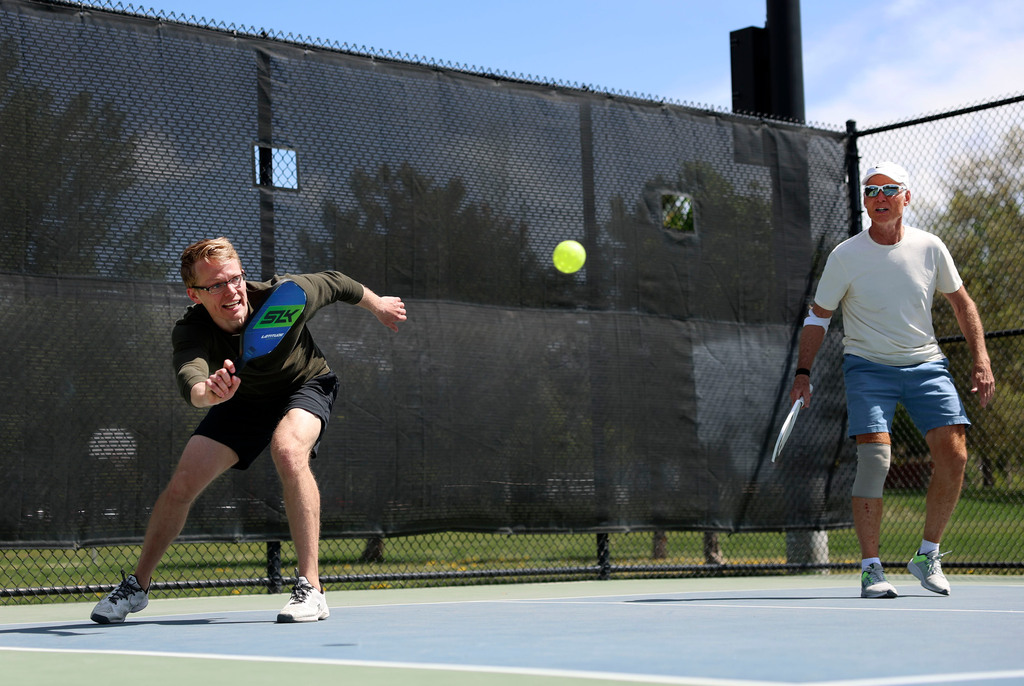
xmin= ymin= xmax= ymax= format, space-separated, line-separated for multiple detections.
xmin=95 ymin=0 xmax=1023 ymax=129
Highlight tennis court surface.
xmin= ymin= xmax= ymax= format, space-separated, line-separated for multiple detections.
xmin=3 ymin=575 xmax=1023 ymax=685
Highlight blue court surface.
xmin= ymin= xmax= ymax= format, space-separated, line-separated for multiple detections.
xmin=2 ymin=574 xmax=1023 ymax=686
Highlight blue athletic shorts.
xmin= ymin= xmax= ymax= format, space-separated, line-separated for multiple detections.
xmin=192 ymin=372 xmax=340 ymax=470
xmin=842 ymin=355 xmax=969 ymax=438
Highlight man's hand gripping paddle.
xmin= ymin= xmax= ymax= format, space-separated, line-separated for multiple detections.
xmin=234 ymin=279 xmax=307 ymax=374
xmin=772 ymin=384 xmax=812 ymax=463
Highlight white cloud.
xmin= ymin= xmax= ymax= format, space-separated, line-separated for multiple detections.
xmin=806 ymin=1 xmax=1024 ymax=128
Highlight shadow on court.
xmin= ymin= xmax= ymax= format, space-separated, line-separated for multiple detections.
xmin=0 ymin=616 xmax=268 ymax=637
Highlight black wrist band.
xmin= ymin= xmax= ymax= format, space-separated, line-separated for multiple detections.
xmin=795 ymin=368 xmax=811 ymax=378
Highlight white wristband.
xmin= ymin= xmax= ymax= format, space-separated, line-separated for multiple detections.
xmin=803 ymin=306 xmax=830 ymax=333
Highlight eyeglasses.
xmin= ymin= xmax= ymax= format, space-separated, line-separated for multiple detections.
xmin=864 ymin=184 xmax=906 ymax=197
xmin=192 ymin=271 xmax=246 ymax=294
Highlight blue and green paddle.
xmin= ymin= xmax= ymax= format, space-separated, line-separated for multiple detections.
xmin=234 ymin=279 xmax=307 ymax=373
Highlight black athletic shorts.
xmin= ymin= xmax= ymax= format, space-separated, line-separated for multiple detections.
xmin=192 ymin=372 xmax=340 ymax=470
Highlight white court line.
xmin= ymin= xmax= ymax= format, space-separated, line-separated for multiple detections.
xmin=806 ymin=673 xmax=1024 ymax=686
xmin=668 ymin=602 xmax=1024 ymax=614
xmin=503 ymin=599 xmax=1024 ymax=614
xmin=3 ymin=646 xmax=1024 ymax=686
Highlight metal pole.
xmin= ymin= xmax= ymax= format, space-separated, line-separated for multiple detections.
xmin=266 ymin=541 xmax=283 ymax=593
xmin=846 ymin=120 xmax=862 ymax=237
xmin=766 ymin=0 xmax=805 ymax=122
xmin=596 ymin=533 xmax=611 ymax=580
xmin=256 ymin=47 xmax=276 ymax=279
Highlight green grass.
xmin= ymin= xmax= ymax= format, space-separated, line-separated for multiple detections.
xmin=3 ymin=490 xmax=1021 ymax=605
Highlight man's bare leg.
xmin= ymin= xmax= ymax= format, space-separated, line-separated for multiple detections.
xmin=134 ymin=435 xmax=238 ymax=589
xmin=271 ymin=408 xmax=323 ymax=591
xmin=922 ymin=424 xmax=968 ymax=545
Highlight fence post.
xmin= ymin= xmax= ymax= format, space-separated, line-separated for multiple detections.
xmin=266 ymin=541 xmax=283 ymax=593
xmin=256 ymin=47 xmax=276 ymax=279
xmin=596 ymin=533 xmax=611 ymax=580
xmin=785 ymin=530 xmax=829 ymax=572
xmin=846 ymin=120 xmax=862 ymax=237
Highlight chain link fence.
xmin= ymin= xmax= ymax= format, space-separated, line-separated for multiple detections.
xmin=2 ymin=1 xmax=1023 ymax=605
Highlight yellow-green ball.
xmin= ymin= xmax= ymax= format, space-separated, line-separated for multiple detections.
xmin=553 ymin=240 xmax=586 ymax=274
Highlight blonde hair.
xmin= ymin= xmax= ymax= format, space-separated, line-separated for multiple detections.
xmin=179 ymin=237 xmax=241 ymax=286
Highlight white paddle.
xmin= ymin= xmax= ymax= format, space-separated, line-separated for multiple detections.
xmin=772 ymin=384 xmax=811 ymax=463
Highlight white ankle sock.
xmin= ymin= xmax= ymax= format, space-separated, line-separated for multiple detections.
xmin=919 ymin=539 xmax=939 ymax=555
xmin=861 ymin=557 xmax=881 ymax=571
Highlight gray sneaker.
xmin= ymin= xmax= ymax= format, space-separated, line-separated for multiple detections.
xmin=277 ymin=576 xmax=329 ymax=623
xmin=90 ymin=572 xmax=149 ymax=624
xmin=907 ymin=550 xmax=951 ymax=595
xmin=860 ymin=563 xmax=898 ymax=598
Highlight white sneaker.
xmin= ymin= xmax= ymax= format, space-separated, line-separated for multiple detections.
xmin=90 ymin=572 xmax=149 ymax=623
xmin=860 ymin=563 xmax=898 ymax=598
xmin=908 ymin=549 xmax=951 ymax=595
xmin=277 ymin=576 xmax=329 ymax=623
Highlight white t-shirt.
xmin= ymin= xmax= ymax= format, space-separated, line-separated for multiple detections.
xmin=814 ymin=226 xmax=962 ymax=366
